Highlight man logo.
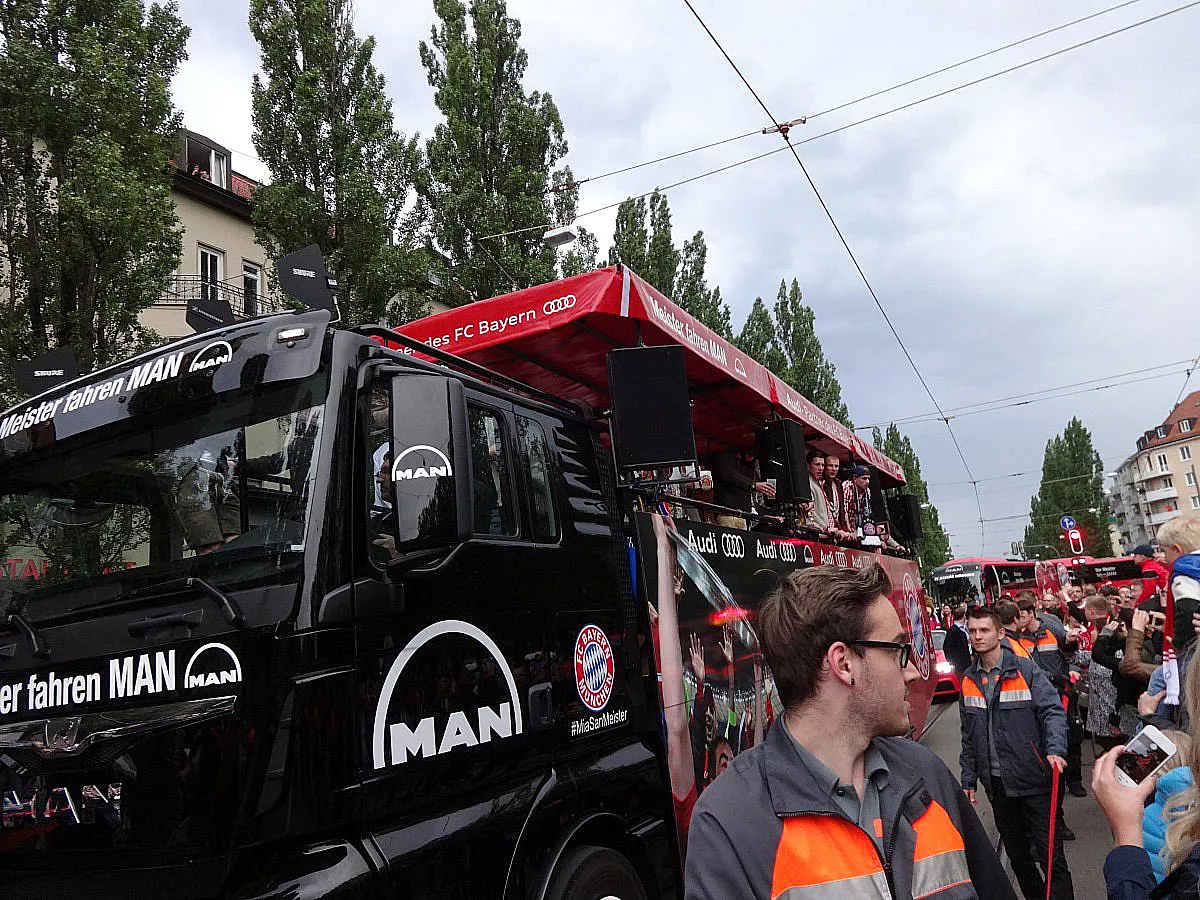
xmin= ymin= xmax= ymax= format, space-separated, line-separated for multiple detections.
xmin=720 ymin=534 xmax=745 ymax=558
xmin=183 ymin=642 xmax=243 ymax=689
xmin=391 ymin=445 xmax=454 ymax=482
xmin=372 ymin=620 xmax=523 ymax=769
xmin=188 ymin=340 xmax=234 ymax=373
xmin=802 ymin=544 xmax=814 ymax=565
xmin=733 ymin=357 xmax=748 ymax=378
xmin=542 ymin=293 xmax=577 ymax=315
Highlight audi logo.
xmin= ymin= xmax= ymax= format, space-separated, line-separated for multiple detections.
xmin=779 ymin=543 xmax=798 ymax=563
xmin=720 ymin=534 xmax=745 ymax=558
xmin=543 ymin=293 xmax=577 ymax=315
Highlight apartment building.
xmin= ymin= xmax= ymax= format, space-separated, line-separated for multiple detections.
xmin=1109 ymin=389 xmax=1200 ymax=549
xmin=144 ymin=129 xmax=279 ymax=340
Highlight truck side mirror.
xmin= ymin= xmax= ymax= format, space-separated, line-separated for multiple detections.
xmin=386 ymin=374 xmax=472 ymax=557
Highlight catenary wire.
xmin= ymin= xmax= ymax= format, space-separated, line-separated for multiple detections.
xmin=482 ymin=0 xmax=1200 ymax=247
xmin=858 ymin=363 xmax=1194 ymax=430
xmin=806 ymin=0 xmax=1149 ymax=120
xmin=678 ymin=0 xmax=994 ymax=548
xmin=680 ymin=0 xmax=988 ymax=551
xmin=1172 ymin=349 xmax=1200 ymax=409
xmin=549 ymin=0 xmax=1151 ymax=196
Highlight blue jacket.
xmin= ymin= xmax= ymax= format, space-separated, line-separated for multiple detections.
xmin=960 ymin=648 xmax=1068 ymax=797
xmin=1105 ymin=843 xmax=1200 ymax=899
xmin=1143 ymin=767 xmax=1193 ymax=882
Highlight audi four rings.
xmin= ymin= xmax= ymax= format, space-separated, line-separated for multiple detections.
xmin=778 ymin=543 xmax=798 ymax=563
xmin=720 ymin=534 xmax=745 ymax=558
xmin=542 ymin=294 xmax=577 ymax=315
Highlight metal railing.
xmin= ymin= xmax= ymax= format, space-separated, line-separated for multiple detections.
xmin=159 ymin=275 xmax=285 ymax=318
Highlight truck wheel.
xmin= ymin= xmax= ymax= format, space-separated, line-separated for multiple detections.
xmin=545 ymin=845 xmax=647 ymax=900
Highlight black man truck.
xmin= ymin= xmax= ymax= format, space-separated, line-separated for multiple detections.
xmin=0 ymin=264 xmax=931 ymax=898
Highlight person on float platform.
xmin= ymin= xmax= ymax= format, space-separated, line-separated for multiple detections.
xmin=685 ymin=563 xmax=1012 ymax=900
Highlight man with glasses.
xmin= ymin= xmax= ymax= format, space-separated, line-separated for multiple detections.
xmin=685 ymin=563 xmax=1012 ymax=900
xmin=961 ymin=607 xmax=1073 ymax=900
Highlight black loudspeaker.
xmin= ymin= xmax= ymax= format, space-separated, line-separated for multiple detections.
xmin=888 ymin=493 xmax=924 ymax=544
xmin=868 ymin=471 xmax=889 ymax=529
xmin=607 ymin=346 xmax=697 ymax=470
xmin=755 ymin=420 xmax=810 ymax=504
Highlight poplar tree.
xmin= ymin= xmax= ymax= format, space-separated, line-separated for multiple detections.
xmin=559 ymin=226 xmax=599 ymax=278
xmin=0 ymin=0 xmax=188 ymax=401
xmin=250 ymin=0 xmax=426 ymax=326
xmin=873 ymin=423 xmax=952 ymax=576
xmin=772 ymin=278 xmax=852 ymax=426
xmin=418 ymin=0 xmax=577 ymax=305
xmin=1024 ymin=417 xmax=1112 ymax=557
xmin=735 ymin=297 xmax=784 ymax=372
xmin=677 ymin=231 xmax=731 ymax=339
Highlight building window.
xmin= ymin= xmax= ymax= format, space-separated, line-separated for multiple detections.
xmin=243 ymin=262 xmax=260 ymax=316
xmin=185 ymin=139 xmax=228 ymax=189
xmin=1182 ymin=445 xmax=1193 ymax=462
xmin=1164 ymin=476 xmax=1174 ymax=488
xmin=1183 ymin=420 xmax=1193 ymax=434
xmin=1158 ymin=426 xmax=1169 ymax=439
xmin=1188 ymin=471 xmax=1197 ymax=487
xmin=198 ymin=245 xmax=224 ymax=301
xmin=1158 ymin=453 xmax=1169 ymax=472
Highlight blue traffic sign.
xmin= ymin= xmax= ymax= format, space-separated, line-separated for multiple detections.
xmin=1060 ymin=515 xmax=1076 ymax=530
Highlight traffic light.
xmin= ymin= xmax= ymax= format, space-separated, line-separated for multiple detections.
xmin=1067 ymin=528 xmax=1084 ymax=554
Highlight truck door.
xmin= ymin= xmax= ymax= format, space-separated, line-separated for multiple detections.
xmin=354 ymin=372 xmax=565 ymax=896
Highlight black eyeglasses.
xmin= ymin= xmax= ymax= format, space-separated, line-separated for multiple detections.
xmin=848 ymin=640 xmax=913 ymax=669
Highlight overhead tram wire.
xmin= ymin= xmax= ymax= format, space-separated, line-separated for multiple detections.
xmin=482 ymin=0 xmax=1200 ymax=248
xmin=548 ymin=0 xmax=1153 ymax=197
xmin=857 ymin=360 xmax=1196 ymax=430
xmin=549 ymin=0 xmax=1185 ymax=204
xmin=1172 ymin=349 xmax=1200 ymax=408
xmin=805 ymin=0 xmax=1149 ymax=120
xmin=678 ymin=0 xmax=995 ymax=549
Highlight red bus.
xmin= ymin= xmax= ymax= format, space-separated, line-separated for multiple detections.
xmin=929 ymin=557 xmax=1037 ymax=606
xmin=1038 ymin=556 xmax=1142 ymax=594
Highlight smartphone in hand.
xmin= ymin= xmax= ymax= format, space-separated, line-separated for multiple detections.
xmin=1115 ymin=725 xmax=1179 ymax=787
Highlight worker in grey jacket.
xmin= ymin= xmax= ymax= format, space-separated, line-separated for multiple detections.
xmin=686 ymin=562 xmax=1013 ymax=900
xmin=961 ymin=606 xmax=1072 ymax=900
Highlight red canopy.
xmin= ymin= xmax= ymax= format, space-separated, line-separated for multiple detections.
xmin=396 ymin=266 xmax=905 ymax=484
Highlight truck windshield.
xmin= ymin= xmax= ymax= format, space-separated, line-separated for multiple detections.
xmin=0 ymin=383 xmax=325 ymax=621
xmin=929 ymin=569 xmax=981 ymax=604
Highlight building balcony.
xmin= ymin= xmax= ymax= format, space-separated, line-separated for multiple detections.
xmin=159 ymin=275 xmax=284 ymax=319
xmin=1144 ymin=486 xmax=1179 ymax=503
xmin=1149 ymin=509 xmax=1180 ymax=526
xmin=1133 ymin=467 xmax=1162 ymax=484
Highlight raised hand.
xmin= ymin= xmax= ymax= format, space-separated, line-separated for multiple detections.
xmin=688 ymin=633 xmax=705 ymax=684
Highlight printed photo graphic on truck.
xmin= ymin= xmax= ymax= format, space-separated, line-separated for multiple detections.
xmin=636 ymin=513 xmax=935 ymax=853
xmin=0 ymin=642 xmax=244 ymax=718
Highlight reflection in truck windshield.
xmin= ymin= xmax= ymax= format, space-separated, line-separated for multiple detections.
xmin=0 ymin=399 xmax=324 ymax=617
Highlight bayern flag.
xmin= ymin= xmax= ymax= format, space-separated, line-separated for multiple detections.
xmin=1165 ymin=579 xmax=1181 ymax=705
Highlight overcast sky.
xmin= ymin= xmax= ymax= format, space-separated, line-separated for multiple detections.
xmin=172 ymin=0 xmax=1200 ymax=558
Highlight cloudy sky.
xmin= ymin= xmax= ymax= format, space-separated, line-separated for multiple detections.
xmin=172 ymin=0 xmax=1200 ymax=558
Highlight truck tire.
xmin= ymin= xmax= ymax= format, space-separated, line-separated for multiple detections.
xmin=544 ymin=845 xmax=648 ymax=900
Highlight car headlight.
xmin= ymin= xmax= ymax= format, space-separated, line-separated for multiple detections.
xmin=936 ymin=661 xmax=954 ymax=674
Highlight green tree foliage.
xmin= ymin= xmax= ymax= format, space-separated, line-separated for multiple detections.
xmin=771 ymin=279 xmax=852 ymax=427
xmin=250 ymin=0 xmax=426 ymax=326
xmin=677 ymin=231 xmax=731 ymax=339
xmin=0 ymin=0 xmax=189 ymax=401
xmin=735 ymin=297 xmax=784 ymax=371
xmin=559 ymin=225 xmax=599 ymax=278
xmin=872 ymin=424 xmax=952 ymax=576
xmin=1024 ymin=417 xmax=1112 ymax=557
xmin=607 ymin=192 xmax=733 ymax=337
xmin=607 ymin=196 xmax=648 ymax=273
xmin=418 ymin=0 xmax=577 ymax=305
